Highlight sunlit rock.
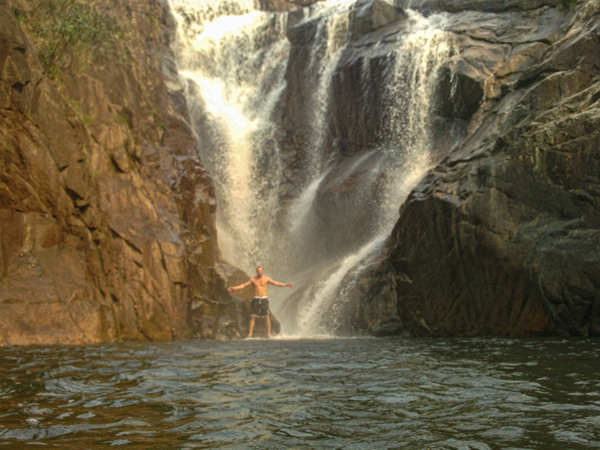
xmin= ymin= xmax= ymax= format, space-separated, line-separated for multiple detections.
xmin=0 ymin=0 xmax=223 ymax=345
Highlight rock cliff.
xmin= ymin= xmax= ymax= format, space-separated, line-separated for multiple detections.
xmin=271 ymin=0 xmax=600 ymax=337
xmin=259 ymin=0 xmax=320 ymax=11
xmin=4 ymin=0 xmax=599 ymax=343
xmin=350 ymin=0 xmax=600 ymax=337
xmin=0 ymin=0 xmax=230 ymax=345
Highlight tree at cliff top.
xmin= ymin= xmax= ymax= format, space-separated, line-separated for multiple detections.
xmin=12 ymin=0 xmax=119 ymax=78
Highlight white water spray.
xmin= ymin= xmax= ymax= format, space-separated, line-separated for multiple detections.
xmin=292 ymin=11 xmax=454 ymax=335
xmin=168 ymin=0 xmax=289 ymax=270
xmin=167 ymin=0 xmax=455 ymax=336
xmin=302 ymin=2 xmax=354 ymax=179
xmin=297 ymin=233 xmax=387 ymax=335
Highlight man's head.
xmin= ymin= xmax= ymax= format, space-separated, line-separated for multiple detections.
xmin=256 ymin=266 xmax=264 ymax=276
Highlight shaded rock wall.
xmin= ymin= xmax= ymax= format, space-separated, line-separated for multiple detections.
xmin=398 ymin=0 xmax=562 ymax=14
xmin=259 ymin=0 xmax=323 ymax=12
xmin=280 ymin=0 xmax=408 ymax=170
xmin=353 ymin=0 xmax=600 ymax=337
xmin=277 ymin=0 xmax=419 ymax=259
xmin=0 ymin=0 xmax=227 ymax=345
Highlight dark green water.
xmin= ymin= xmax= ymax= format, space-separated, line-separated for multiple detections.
xmin=1 ymin=337 xmax=599 ymax=449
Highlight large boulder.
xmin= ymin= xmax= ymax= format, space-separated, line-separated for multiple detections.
xmin=354 ymin=2 xmax=600 ymax=337
xmin=258 ymin=0 xmax=323 ymax=12
xmin=350 ymin=0 xmax=407 ymax=39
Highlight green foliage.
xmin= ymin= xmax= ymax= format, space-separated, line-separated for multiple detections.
xmin=557 ymin=0 xmax=578 ymax=9
xmin=19 ymin=0 xmax=120 ymax=77
xmin=12 ymin=7 xmax=26 ymax=23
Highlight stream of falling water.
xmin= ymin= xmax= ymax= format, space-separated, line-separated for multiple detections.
xmin=167 ymin=0 xmax=454 ymax=336
xmin=168 ymin=0 xmax=290 ymax=271
xmin=291 ymin=13 xmax=453 ymax=334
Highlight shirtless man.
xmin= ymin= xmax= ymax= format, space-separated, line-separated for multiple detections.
xmin=228 ymin=266 xmax=293 ymax=338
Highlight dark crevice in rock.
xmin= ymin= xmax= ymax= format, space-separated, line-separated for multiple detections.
xmin=11 ymin=81 xmax=27 ymax=92
xmin=138 ymin=329 xmax=154 ymax=342
xmin=435 ymin=68 xmax=484 ymax=121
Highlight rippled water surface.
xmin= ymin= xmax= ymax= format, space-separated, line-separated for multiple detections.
xmin=1 ymin=337 xmax=599 ymax=449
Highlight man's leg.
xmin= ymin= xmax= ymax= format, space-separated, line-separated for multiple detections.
xmin=248 ymin=316 xmax=256 ymax=337
xmin=265 ymin=315 xmax=271 ymax=338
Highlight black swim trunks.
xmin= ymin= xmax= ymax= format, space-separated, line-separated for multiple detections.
xmin=250 ymin=297 xmax=269 ymax=317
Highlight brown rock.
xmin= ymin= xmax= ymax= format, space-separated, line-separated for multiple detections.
xmin=0 ymin=0 xmax=224 ymax=345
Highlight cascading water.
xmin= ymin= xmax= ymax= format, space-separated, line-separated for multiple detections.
xmin=301 ymin=2 xmax=354 ymax=180
xmin=167 ymin=0 xmax=290 ymax=271
xmin=167 ymin=0 xmax=455 ymax=336
xmin=291 ymin=12 xmax=454 ymax=335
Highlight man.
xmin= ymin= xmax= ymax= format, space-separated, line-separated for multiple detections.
xmin=228 ymin=266 xmax=293 ymax=338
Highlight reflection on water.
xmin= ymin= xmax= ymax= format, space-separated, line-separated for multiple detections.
xmin=0 ymin=338 xmax=599 ymax=449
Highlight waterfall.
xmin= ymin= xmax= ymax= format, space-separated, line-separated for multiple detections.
xmin=291 ymin=12 xmax=453 ymax=335
xmin=167 ymin=0 xmax=455 ymax=336
xmin=168 ymin=0 xmax=290 ymax=271
xmin=301 ymin=2 xmax=354 ymax=180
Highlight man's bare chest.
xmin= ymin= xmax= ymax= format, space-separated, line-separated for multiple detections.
xmin=252 ymin=277 xmax=268 ymax=287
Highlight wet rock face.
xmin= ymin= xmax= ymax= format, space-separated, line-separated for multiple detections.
xmin=0 ymin=0 xmax=224 ymax=345
xmin=259 ymin=0 xmax=323 ymax=12
xmin=397 ymin=0 xmax=562 ymax=14
xmin=356 ymin=2 xmax=600 ymax=337
xmin=279 ymin=0 xmax=442 ymax=258
xmin=281 ymin=0 xmax=409 ymax=169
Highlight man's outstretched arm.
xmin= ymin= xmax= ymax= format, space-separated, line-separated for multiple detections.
xmin=228 ymin=280 xmax=252 ymax=292
xmin=268 ymin=277 xmax=293 ymax=288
